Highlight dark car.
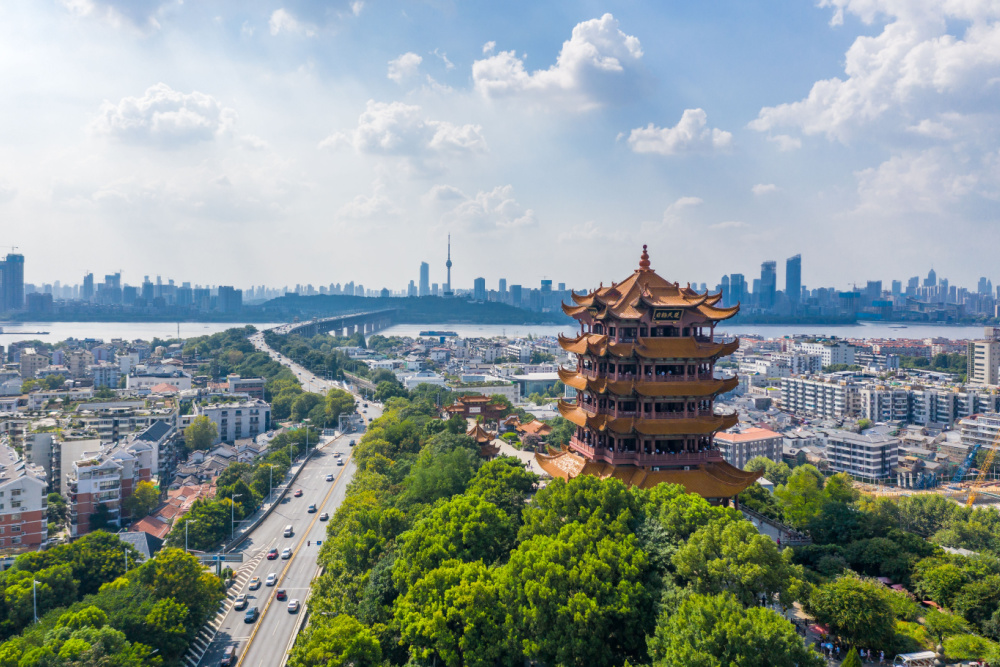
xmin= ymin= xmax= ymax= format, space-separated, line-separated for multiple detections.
xmin=276 ymin=588 xmax=286 ymax=601
xmin=244 ymin=607 xmax=259 ymax=623
xmin=349 ymin=440 xmax=356 ymax=447
xmin=220 ymin=645 xmax=238 ymax=666
xmin=266 ymin=548 xmax=278 ymax=560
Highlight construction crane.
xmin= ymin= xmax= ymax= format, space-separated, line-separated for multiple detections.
xmin=967 ymin=436 xmax=999 ymax=506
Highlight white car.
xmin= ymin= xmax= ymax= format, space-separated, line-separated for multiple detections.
xmin=266 ymin=573 xmax=277 ymax=587
xmin=287 ymin=599 xmax=300 ymax=613
xmin=281 ymin=548 xmax=292 ymax=560
xmin=325 ymin=474 xmax=334 ymax=482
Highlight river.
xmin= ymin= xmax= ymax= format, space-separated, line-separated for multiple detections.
xmin=0 ymin=322 xmax=282 ymax=345
xmin=375 ymin=322 xmax=990 ymax=341
xmin=0 ymin=320 xmax=988 ymax=346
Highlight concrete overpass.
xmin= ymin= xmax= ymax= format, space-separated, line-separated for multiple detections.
xmin=278 ymin=309 xmax=396 ymax=338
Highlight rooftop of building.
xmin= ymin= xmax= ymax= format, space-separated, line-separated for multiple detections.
xmin=714 ymin=427 xmax=782 ymax=443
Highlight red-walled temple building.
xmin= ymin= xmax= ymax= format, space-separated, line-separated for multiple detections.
xmin=535 ymin=246 xmax=760 ymax=503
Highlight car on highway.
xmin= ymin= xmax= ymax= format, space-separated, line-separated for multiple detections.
xmin=266 ymin=573 xmax=277 ymax=587
xmin=287 ymin=599 xmax=300 ymax=613
xmin=233 ymin=594 xmax=248 ymax=611
xmin=281 ymin=548 xmax=292 ymax=559
xmin=363 ymin=403 xmax=368 ymax=408
xmin=320 ymin=512 xmax=329 ymax=521
xmin=293 ymin=489 xmax=303 ymax=497
xmin=244 ymin=607 xmax=259 ymax=623
xmin=337 ymin=459 xmax=344 ymax=466
xmin=248 ymin=577 xmax=261 ymax=590
xmin=266 ymin=548 xmax=278 ymax=560
xmin=349 ymin=440 xmax=356 ymax=446
xmin=307 ymin=503 xmax=317 ymax=513
xmin=325 ymin=473 xmax=334 ymax=481
xmin=220 ymin=644 xmax=238 ymax=667
xmin=276 ymin=589 xmax=287 ymax=601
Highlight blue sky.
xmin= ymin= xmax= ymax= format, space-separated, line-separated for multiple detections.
xmin=2 ymin=0 xmax=999 ymax=294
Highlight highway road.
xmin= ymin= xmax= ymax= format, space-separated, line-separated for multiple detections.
xmin=193 ymin=328 xmax=383 ymax=667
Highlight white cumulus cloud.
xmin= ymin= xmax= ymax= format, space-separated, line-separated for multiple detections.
xmin=752 ymin=183 xmax=779 ymax=195
xmin=269 ymin=8 xmax=316 ymax=37
xmin=337 ymin=181 xmax=399 ymax=220
xmin=320 ymin=100 xmax=487 ymax=162
xmin=430 ymin=184 xmax=537 ymax=230
xmin=750 ymin=1 xmax=1000 ymax=142
xmin=628 ymin=109 xmax=732 ymax=156
xmin=93 ymin=83 xmax=237 ymax=146
xmin=472 ymin=13 xmax=642 ymax=110
xmin=387 ymin=52 xmax=423 ymax=83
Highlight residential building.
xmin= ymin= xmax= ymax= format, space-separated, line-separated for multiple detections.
xmin=126 ymin=365 xmax=192 ymax=391
xmin=825 ymin=431 xmax=899 ymax=479
xmin=66 ymin=350 xmax=95 ymax=379
xmin=19 ymin=348 xmax=50 ymax=379
xmin=860 ymin=386 xmax=911 ymax=423
xmin=190 ymin=399 xmax=271 ymax=445
xmin=780 ymin=376 xmax=860 ymax=419
xmin=958 ymin=413 xmax=1000 ymax=461
xmin=227 ymin=375 xmax=265 ymax=400
xmin=967 ymin=338 xmax=1000 ymax=385
xmin=88 ymin=362 xmax=121 ymax=389
xmin=795 ymin=340 xmax=856 ymax=366
xmin=714 ymin=427 xmax=783 ymax=469
xmin=419 ymin=262 xmax=430 ymax=297
xmin=786 ymin=255 xmax=801 ymax=309
xmin=0 ymin=443 xmax=48 ymax=553
xmin=0 ymin=254 xmax=25 ymax=313
xmin=64 ymin=437 xmax=156 ymax=537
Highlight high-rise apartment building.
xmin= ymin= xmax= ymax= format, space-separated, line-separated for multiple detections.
xmin=967 ymin=332 xmax=1000 ymax=385
xmin=759 ymin=261 xmax=777 ymax=309
xmin=729 ymin=274 xmax=746 ymax=306
xmin=473 ymin=277 xmax=486 ymax=301
xmin=785 ymin=255 xmax=801 ymax=308
xmin=0 ymin=254 xmax=24 ymax=313
xmin=419 ymin=262 xmax=430 ymax=297
xmin=498 ymin=278 xmax=507 ymax=295
xmin=82 ymin=273 xmax=94 ymax=302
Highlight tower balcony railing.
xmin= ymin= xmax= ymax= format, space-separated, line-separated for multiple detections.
xmin=578 ymin=368 xmax=715 ymax=383
xmin=570 ymin=441 xmax=723 ymax=467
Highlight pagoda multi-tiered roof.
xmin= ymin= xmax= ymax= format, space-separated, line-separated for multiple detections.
xmin=535 ymin=245 xmax=759 ymax=501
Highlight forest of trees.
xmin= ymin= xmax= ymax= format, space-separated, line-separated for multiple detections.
xmin=0 ymin=533 xmax=224 ymax=666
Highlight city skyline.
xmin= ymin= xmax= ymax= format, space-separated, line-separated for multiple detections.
xmin=2 ymin=3 xmax=999 ymax=288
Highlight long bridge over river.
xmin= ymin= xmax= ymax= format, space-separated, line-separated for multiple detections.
xmin=274 ymin=309 xmax=397 ymax=338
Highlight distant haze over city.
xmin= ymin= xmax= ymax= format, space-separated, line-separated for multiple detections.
xmin=2 ymin=2 xmax=999 ymax=288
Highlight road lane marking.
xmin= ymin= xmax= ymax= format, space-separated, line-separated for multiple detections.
xmin=235 ymin=449 xmax=353 ymax=667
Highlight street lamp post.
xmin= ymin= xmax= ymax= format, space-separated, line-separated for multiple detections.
xmin=303 ymin=418 xmax=311 ymax=458
xmin=230 ymin=494 xmax=243 ymax=541
xmin=185 ymin=519 xmax=199 ymax=553
xmin=32 ymin=580 xmax=40 ymax=624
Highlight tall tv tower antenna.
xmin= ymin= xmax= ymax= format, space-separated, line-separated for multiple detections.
xmin=445 ymin=234 xmax=453 ymax=296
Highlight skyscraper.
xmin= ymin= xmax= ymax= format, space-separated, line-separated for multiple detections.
xmin=785 ymin=255 xmax=801 ymax=308
xmin=729 ymin=274 xmax=746 ymax=305
xmin=473 ymin=277 xmax=486 ymax=301
xmin=759 ymin=261 xmax=777 ymax=309
xmin=498 ymin=278 xmax=507 ymax=295
xmin=720 ymin=275 xmax=731 ymax=307
xmin=82 ymin=272 xmax=94 ymax=302
xmin=419 ymin=262 xmax=430 ymax=297
xmin=924 ymin=269 xmax=937 ymax=287
xmin=0 ymin=254 xmax=24 ymax=312
xmin=444 ymin=235 xmax=453 ymax=297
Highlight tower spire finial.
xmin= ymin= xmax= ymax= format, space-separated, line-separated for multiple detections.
xmin=639 ymin=244 xmax=650 ymax=271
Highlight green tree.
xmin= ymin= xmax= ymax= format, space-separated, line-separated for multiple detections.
xmin=291 ymin=392 xmax=324 ymax=422
xmin=952 ymin=575 xmax=1000 ymax=631
xmin=519 ymin=475 xmax=642 ymax=543
xmin=144 ymin=598 xmax=191 ymax=660
xmin=841 ymin=647 xmax=863 ymax=667
xmin=88 ymin=503 xmax=114 ymax=532
xmin=288 ymin=614 xmax=381 ymax=667
xmin=184 ymin=415 xmax=217 ymax=451
xmin=124 ymin=480 xmax=160 ymax=519
xmin=394 ymin=560 xmax=505 ymax=667
xmin=465 ymin=457 xmax=538 ymax=521
xmin=647 ymin=592 xmax=824 ymax=667
xmin=775 ymin=465 xmax=825 ymax=527
xmin=374 ymin=380 xmax=408 ymax=403
xmin=501 ymin=519 xmax=653 ymax=666
xmin=912 ymin=560 xmax=968 ymax=608
xmin=857 ymin=418 xmax=873 ymax=430
xmin=392 ymin=495 xmax=515 ymax=593
xmin=809 ymin=576 xmax=896 ymax=649
xmin=672 ymin=518 xmax=801 ymax=607
xmin=400 ymin=447 xmax=479 ymax=507
xmin=943 ymin=634 xmax=1000 ymax=662
xmin=745 ymin=456 xmax=793 ymax=486
xmin=46 ymin=493 xmax=67 ymax=529
xmin=152 ymin=548 xmax=224 ymax=623
xmin=924 ymin=609 xmax=969 ymax=646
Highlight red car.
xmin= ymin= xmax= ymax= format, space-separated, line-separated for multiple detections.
xmin=276 ymin=589 xmax=287 ymax=601
xmin=266 ymin=548 xmax=278 ymax=560
xmin=293 ymin=489 xmax=303 ymax=497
